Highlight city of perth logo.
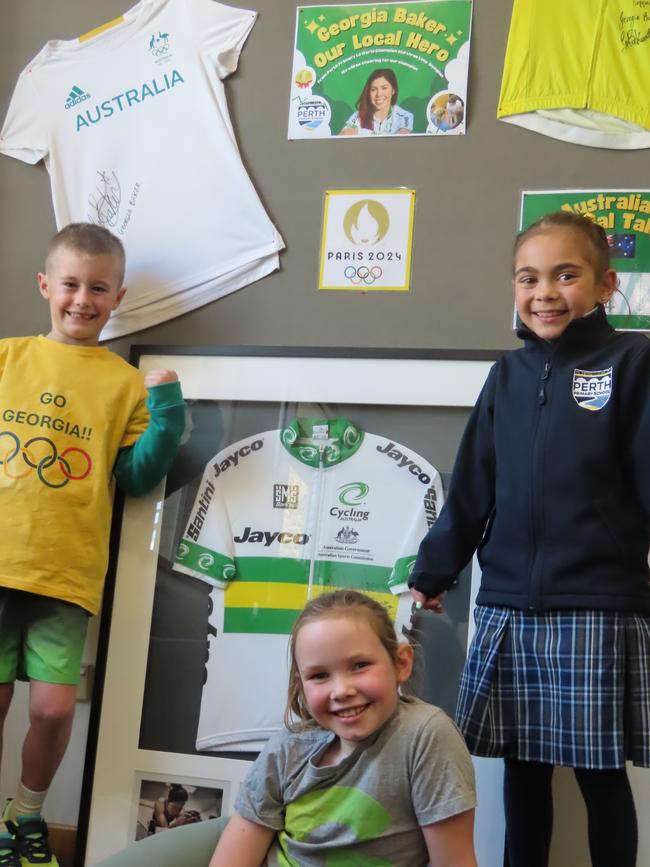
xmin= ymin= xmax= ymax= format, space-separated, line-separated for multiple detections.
xmin=572 ymin=367 xmax=613 ymax=411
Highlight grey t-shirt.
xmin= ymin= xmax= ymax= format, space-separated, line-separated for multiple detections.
xmin=234 ymin=697 xmax=476 ymax=866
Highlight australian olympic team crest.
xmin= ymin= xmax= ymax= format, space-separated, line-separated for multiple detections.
xmin=572 ymin=367 xmax=613 ymax=412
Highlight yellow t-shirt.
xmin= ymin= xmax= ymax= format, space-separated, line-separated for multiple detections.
xmin=498 ymin=0 xmax=650 ymax=149
xmin=0 ymin=336 xmax=149 ymax=613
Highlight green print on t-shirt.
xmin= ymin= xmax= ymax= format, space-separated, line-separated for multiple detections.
xmin=278 ymin=786 xmax=392 ymax=866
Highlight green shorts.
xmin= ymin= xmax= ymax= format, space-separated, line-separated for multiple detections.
xmin=0 ymin=588 xmax=89 ymax=684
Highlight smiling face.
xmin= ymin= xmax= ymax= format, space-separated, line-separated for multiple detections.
xmin=295 ymin=614 xmax=412 ymax=763
xmin=38 ymin=246 xmax=126 ymax=346
xmin=369 ymin=76 xmax=395 ymax=117
xmin=513 ymin=228 xmax=616 ymax=340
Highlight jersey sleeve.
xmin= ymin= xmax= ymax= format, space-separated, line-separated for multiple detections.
xmin=409 ymin=705 xmax=477 ymax=826
xmin=174 ymin=462 xmax=235 ymax=587
xmin=388 ymin=460 xmax=445 ymax=595
xmin=186 ymin=0 xmax=257 ymax=79
xmin=0 ymin=60 xmax=48 ymax=164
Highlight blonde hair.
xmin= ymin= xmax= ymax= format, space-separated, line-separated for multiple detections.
xmin=284 ymin=589 xmax=406 ymax=731
xmin=46 ymin=222 xmax=126 ymax=287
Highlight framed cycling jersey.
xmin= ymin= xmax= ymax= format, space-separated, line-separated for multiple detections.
xmin=80 ymin=346 xmax=502 ymax=865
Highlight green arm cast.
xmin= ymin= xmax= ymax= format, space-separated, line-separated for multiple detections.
xmin=113 ymin=380 xmax=186 ymax=497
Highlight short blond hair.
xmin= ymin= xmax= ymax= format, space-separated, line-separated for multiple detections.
xmin=46 ymin=223 xmax=126 ymax=287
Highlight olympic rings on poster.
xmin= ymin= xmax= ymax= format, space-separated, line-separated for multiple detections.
xmin=0 ymin=431 xmax=92 ymax=488
xmin=343 ymin=265 xmax=383 ymax=285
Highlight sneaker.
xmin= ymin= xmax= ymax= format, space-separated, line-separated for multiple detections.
xmin=11 ymin=818 xmax=59 ymax=867
xmin=0 ymin=802 xmax=19 ymax=867
xmin=0 ymin=802 xmax=13 ymax=829
xmin=0 ymin=837 xmax=21 ymax=867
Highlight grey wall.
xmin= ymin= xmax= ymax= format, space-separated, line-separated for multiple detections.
xmin=2 ymin=0 xmax=648 ymax=355
xmin=2 ymin=4 xmax=650 ymax=867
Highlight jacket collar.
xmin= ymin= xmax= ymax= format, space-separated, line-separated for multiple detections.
xmin=517 ymin=304 xmax=614 ymax=352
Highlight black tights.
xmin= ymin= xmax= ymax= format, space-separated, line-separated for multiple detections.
xmin=503 ymin=758 xmax=638 ymax=867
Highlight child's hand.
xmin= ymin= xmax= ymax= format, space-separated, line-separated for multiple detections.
xmin=144 ymin=369 xmax=179 ymax=388
xmin=410 ymin=587 xmax=446 ymax=614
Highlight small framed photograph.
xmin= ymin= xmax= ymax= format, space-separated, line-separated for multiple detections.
xmin=134 ymin=773 xmax=225 ymax=842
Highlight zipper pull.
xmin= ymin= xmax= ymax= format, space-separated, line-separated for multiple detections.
xmin=538 ymin=359 xmax=551 ymax=405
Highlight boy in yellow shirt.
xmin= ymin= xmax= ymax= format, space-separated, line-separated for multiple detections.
xmin=0 ymin=223 xmax=186 ymax=866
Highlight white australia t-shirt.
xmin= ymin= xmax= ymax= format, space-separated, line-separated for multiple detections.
xmin=173 ymin=417 xmax=444 ymax=751
xmin=0 ymin=0 xmax=284 ymax=337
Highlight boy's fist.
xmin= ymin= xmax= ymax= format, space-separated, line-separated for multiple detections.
xmin=144 ymin=369 xmax=179 ymax=388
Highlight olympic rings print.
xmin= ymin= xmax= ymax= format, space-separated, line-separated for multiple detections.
xmin=343 ymin=265 xmax=383 ymax=286
xmin=0 ymin=431 xmax=92 ymax=489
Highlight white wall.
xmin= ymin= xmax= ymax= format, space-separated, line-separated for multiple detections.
xmin=550 ymin=765 xmax=650 ymax=866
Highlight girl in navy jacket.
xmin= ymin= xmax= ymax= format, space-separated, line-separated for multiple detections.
xmin=410 ymin=211 xmax=650 ymax=867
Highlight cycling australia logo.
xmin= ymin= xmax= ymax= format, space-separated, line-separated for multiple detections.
xmin=149 ymin=31 xmax=172 ymax=63
xmin=329 ymin=482 xmax=370 ymax=522
xmin=338 ymin=481 xmax=369 ymax=506
xmin=197 ymin=552 xmax=215 ymax=571
xmin=64 ymin=85 xmax=91 ymax=110
xmin=572 ymin=367 xmax=613 ymax=412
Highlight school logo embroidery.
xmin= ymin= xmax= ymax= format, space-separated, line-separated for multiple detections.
xmin=572 ymin=367 xmax=613 ymax=412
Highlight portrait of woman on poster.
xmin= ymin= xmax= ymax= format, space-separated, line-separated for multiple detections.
xmin=340 ymin=68 xmax=413 ymax=136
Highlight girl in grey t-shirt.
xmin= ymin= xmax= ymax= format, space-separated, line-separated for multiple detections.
xmin=209 ymin=589 xmax=477 ymax=867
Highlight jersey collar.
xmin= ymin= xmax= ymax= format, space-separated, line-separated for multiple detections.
xmin=280 ymin=417 xmax=364 ymax=467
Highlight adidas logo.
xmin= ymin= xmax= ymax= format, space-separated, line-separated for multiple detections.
xmin=64 ymin=85 xmax=90 ymax=109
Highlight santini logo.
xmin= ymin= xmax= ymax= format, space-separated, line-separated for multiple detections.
xmin=65 ymin=85 xmax=90 ymax=109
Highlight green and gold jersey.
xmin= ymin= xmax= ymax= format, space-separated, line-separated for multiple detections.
xmin=174 ymin=417 xmax=443 ymax=751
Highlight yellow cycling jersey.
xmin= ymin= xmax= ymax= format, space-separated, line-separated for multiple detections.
xmin=498 ymin=0 xmax=650 ymax=149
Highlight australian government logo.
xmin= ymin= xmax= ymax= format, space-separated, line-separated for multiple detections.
xmin=572 ymin=367 xmax=613 ymax=412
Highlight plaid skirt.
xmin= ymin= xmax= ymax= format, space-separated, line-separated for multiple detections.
xmin=456 ymin=605 xmax=650 ymax=769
